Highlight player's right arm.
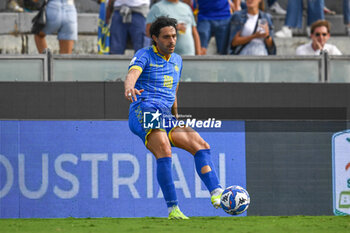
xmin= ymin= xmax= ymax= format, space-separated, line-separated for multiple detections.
xmin=124 ymin=69 xmax=144 ymax=102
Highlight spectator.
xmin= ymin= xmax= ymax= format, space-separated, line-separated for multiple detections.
xmin=194 ymin=0 xmax=232 ymax=55
xmin=107 ymin=0 xmax=150 ymax=54
xmin=34 ymin=0 xmax=77 ymax=54
xmin=296 ymin=20 xmax=342 ymax=55
xmin=233 ymin=0 xmax=286 ymax=14
xmin=7 ymin=0 xmax=24 ymax=12
xmin=222 ymin=0 xmax=276 ymax=55
xmin=275 ymin=0 xmax=324 ymax=38
xmin=344 ymin=0 xmax=350 ymax=36
xmin=146 ymin=0 xmax=201 ymax=55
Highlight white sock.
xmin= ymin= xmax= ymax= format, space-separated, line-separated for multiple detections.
xmin=210 ymin=187 xmax=224 ymax=197
xmin=168 ymin=205 xmax=178 ymax=214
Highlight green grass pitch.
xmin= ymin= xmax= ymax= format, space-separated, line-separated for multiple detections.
xmin=0 ymin=216 xmax=349 ymax=233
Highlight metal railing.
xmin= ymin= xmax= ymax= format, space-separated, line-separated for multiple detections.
xmin=0 ymin=51 xmax=349 ymax=82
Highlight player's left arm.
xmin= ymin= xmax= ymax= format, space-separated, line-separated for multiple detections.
xmin=171 ymin=84 xmax=179 ymax=118
xmin=192 ymin=26 xmax=202 ymax=55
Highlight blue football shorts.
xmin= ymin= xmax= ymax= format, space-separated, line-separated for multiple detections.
xmin=128 ymin=100 xmax=178 ymax=146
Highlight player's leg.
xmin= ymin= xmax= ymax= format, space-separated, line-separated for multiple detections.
xmin=169 ymin=127 xmax=223 ymax=208
xmin=146 ymin=129 xmax=188 ymax=219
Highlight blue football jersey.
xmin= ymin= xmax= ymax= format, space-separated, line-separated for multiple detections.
xmin=128 ymin=45 xmax=182 ymax=109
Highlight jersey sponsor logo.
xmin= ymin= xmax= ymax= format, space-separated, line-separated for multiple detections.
xmin=149 ymin=64 xmax=164 ymax=68
xmin=163 ymin=75 xmax=173 ymax=89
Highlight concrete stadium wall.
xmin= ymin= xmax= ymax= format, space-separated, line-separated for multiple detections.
xmin=0 ymin=82 xmax=349 ymax=216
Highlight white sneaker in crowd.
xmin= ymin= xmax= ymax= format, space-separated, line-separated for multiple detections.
xmin=275 ymin=26 xmax=292 ymax=38
xmin=269 ymin=2 xmax=286 ymax=15
xmin=7 ymin=0 xmax=24 ymax=13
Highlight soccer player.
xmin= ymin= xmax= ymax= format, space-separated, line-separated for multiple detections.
xmin=124 ymin=16 xmax=223 ymax=219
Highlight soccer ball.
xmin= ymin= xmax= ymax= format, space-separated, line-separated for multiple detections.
xmin=220 ymin=185 xmax=250 ymax=215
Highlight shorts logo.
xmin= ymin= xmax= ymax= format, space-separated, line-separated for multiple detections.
xmin=143 ymin=110 xmax=162 ymax=129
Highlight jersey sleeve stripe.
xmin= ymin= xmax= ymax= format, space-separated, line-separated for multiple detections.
xmin=129 ymin=65 xmax=143 ymax=73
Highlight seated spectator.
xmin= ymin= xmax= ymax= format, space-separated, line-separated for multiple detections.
xmin=107 ymin=0 xmax=150 ymax=54
xmin=7 ymin=0 xmax=24 ymax=12
xmin=275 ymin=0 xmax=324 ymax=38
xmin=222 ymin=0 xmax=276 ymax=55
xmin=34 ymin=0 xmax=78 ymax=54
xmin=296 ymin=20 xmax=342 ymax=55
xmin=194 ymin=0 xmax=232 ymax=55
xmin=146 ymin=0 xmax=201 ymax=56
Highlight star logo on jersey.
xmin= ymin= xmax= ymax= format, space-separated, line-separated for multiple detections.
xmin=143 ymin=110 xmax=162 ymax=129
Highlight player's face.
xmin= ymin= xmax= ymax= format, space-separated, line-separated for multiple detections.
xmin=311 ymin=26 xmax=330 ymax=47
xmin=154 ymin=26 xmax=177 ymax=55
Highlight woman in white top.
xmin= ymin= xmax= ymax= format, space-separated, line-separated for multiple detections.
xmin=223 ymin=0 xmax=276 ymax=55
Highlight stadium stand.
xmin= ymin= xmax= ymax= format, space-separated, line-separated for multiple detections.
xmin=0 ymin=0 xmax=348 ymax=55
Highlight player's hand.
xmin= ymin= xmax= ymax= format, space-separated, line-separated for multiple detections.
xmin=125 ymin=88 xmax=144 ymax=102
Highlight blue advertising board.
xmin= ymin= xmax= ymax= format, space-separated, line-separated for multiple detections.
xmin=0 ymin=121 xmax=246 ymax=218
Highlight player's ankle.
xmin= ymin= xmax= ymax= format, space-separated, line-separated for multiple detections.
xmin=168 ymin=205 xmax=178 ymax=214
xmin=210 ymin=187 xmax=223 ymax=197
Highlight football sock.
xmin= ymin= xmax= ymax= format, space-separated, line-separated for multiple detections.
xmin=157 ymin=157 xmax=178 ymax=208
xmin=168 ymin=206 xmax=176 ymax=214
xmin=194 ymin=149 xmax=221 ymax=193
xmin=211 ymin=187 xmax=224 ymax=197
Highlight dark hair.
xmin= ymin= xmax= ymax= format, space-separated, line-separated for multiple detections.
xmin=311 ymin=20 xmax=331 ymax=34
xmin=149 ymin=16 xmax=177 ymax=45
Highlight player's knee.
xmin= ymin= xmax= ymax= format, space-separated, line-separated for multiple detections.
xmin=148 ymin=140 xmax=172 ymax=157
xmin=160 ymin=144 xmax=172 ymax=156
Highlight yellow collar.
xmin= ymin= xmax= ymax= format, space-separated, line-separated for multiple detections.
xmin=152 ymin=45 xmax=171 ymax=61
